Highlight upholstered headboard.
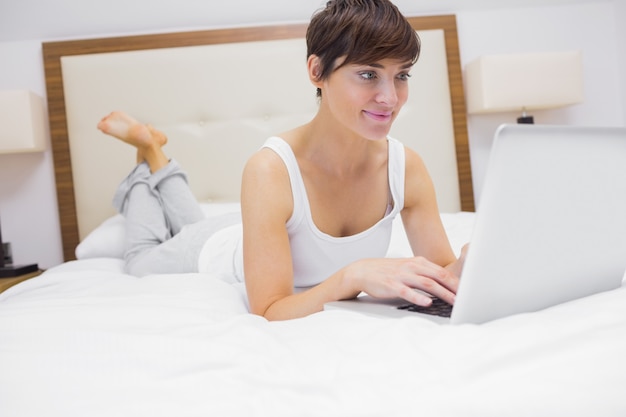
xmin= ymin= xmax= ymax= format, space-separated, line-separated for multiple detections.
xmin=43 ymin=15 xmax=474 ymax=261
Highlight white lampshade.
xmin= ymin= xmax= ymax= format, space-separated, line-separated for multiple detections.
xmin=0 ymin=90 xmax=46 ymax=154
xmin=465 ymin=51 xmax=584 ymax=115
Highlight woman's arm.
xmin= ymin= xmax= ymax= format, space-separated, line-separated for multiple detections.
xmin=401 ymin=146 xmax=466 ymax=277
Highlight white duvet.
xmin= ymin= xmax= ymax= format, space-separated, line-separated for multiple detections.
xmin=1 ymin=213 xmax=626 ymax=417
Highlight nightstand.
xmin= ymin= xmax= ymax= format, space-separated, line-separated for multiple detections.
xmin=0 ymin=269 xmax=43 ymax=294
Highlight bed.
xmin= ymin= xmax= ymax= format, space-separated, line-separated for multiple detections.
xmin=1 ymin=15 xmax=626 ymax=417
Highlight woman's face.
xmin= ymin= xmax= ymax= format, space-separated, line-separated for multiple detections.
xmin=314 ymin=57 xmax=413 ymax=141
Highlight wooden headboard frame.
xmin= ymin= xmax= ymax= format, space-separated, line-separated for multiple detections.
xmin=43 ymin=14 xmax=474 ymax=262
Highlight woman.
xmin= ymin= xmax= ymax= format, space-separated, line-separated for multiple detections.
xmin=241 ymin=0 xmax=464 ymax=320
xmin=99 ymin=0 xmax=465 ymax=321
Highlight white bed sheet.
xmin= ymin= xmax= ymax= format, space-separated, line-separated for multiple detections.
xmin=2 ymin=213 xmax=626 ymax=417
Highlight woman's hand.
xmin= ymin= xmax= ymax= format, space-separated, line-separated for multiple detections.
xmin=343 ymin=256 xmax=460 ymax=307
xmin=445 ymin=243 xmax=469 ymax=280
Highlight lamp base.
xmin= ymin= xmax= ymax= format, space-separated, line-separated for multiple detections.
xmin=0 ymin=263 xmax=39 ymax=278
xmin=517 ymin=115 xmax=534 ymax=124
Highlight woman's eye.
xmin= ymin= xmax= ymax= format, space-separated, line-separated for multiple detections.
xmin=398 ymin=73 xmax=412 ymax=81
xmin=359 ymin=71 xmax=376 ymax=80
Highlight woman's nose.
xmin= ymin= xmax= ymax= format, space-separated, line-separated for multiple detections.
xmin=375 ymin=79 xmax=399 ymax=106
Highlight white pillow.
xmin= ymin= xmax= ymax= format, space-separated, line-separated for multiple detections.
xmin=75 ymin=214 xmax=126 ymax=259
xmin=75 ymin=202 xmax=242 ymax=260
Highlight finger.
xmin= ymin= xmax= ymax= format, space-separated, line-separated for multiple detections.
xmin=422 ymin=282 xmax=456 ymax=305
xmin=406 ymin=257 xmax=459 ymax=293
xmin=395 ymin=284 xmax=435 ymax=307
xmin=398 ymin=271 xmax=457 ymax=305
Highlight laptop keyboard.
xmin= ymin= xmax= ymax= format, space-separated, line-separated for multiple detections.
xmin=397 ymin=297 xmax=453 ymax=318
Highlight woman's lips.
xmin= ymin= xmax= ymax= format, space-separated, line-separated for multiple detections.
xmin=363 ymin=110 xmax=393 ymax=122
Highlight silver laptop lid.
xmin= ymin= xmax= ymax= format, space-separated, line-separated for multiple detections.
xmin=451 ymin=124 xmax=626 ymax=324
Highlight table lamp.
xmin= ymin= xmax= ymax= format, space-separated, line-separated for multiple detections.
xmin=0 ymin=90 xmax=46 ymax=278
xmin=464 ymin=51 xmax=584 ymax=123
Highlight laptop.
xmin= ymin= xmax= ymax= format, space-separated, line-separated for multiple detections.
xmin=325 ymin=124 xmax=626 ymax=324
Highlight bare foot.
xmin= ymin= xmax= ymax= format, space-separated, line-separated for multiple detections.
xmin=97 ymin=111 xmax=165 ymax=148
xmin=97 ymin=111 xmax=169 ymax=172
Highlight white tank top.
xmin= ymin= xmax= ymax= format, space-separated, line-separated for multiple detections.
xmin=262 ymin=136 xmax=406 ymax=288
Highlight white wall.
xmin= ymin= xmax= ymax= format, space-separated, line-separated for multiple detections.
xmin=0 ymin=0 xmax=624 ymax=269
xmin=616 ymin=0 xmax=626 ymax=124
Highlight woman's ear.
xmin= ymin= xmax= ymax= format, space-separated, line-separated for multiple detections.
xmin=307 ymin=55 xmax=323 ymax=89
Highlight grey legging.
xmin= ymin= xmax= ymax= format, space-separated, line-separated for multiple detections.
xmin=112 ymin=160 xmax=239 ymax=276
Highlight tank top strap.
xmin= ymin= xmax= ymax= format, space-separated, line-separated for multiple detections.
xmin=261 ymin=137 xmax=307 ymax=227
xmin=386 ymin=136 xmax=406 ymax=216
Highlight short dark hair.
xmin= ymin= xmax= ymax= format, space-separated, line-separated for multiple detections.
xmin=306 ymin=0 xmax=421 ymax=96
